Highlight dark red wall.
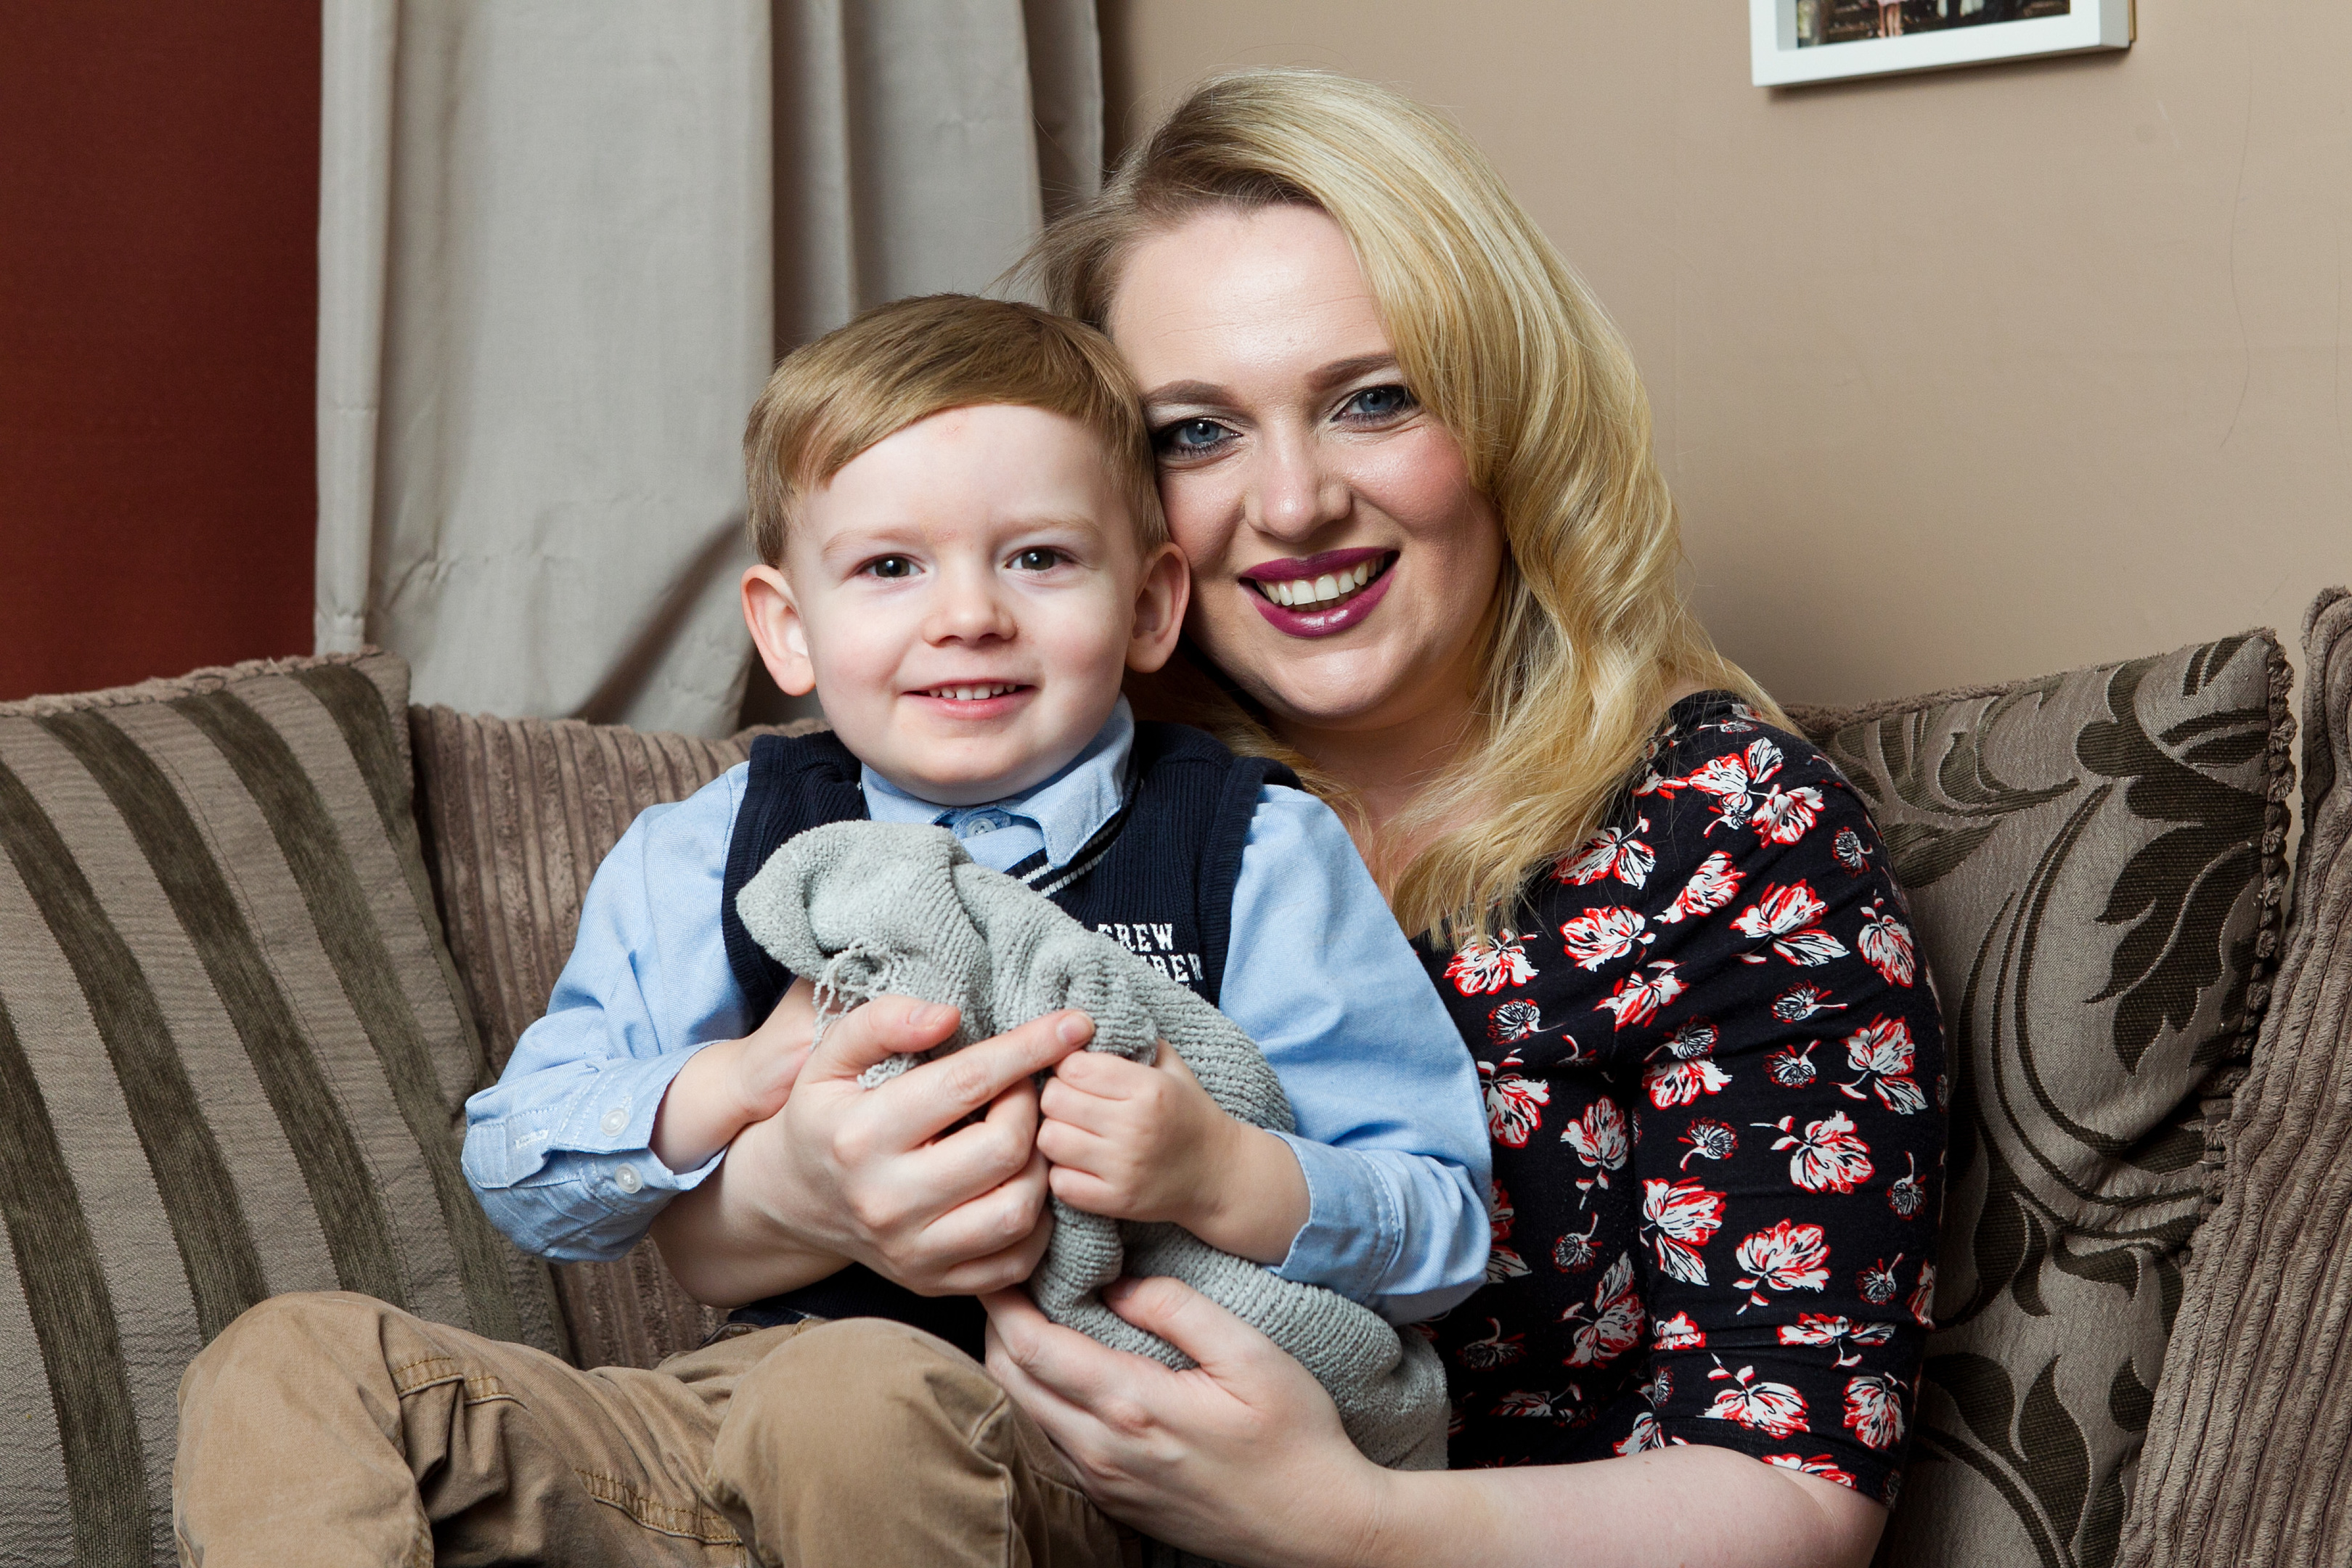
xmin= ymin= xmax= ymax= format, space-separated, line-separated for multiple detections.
xmin=0 ymin=4 xmax=319 ymax=702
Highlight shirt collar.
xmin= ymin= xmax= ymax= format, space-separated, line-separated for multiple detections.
xmin=859 ymin=698 xmax=1135 ymax=870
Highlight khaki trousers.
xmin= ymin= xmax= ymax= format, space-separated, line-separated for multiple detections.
xmin=173 ymin=1291 xmax=1126 ymax=1567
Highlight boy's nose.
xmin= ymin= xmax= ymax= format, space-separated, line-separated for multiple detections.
xmin=923 ymin=568 xmax=1016 ymax=644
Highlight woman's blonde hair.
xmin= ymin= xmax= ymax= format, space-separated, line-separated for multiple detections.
xmin=1025 ymin=68 xmax=1784 ymax=943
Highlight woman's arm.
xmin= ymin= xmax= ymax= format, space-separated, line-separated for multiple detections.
xmin=650 ymin=996 xmax=1092 ymax=1304
xmin=984 ymin=1279 xmax=1885 ymax=1568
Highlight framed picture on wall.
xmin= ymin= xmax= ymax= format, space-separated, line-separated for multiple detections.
xmin=1749 ymin=0 xmax=2133 ymax=86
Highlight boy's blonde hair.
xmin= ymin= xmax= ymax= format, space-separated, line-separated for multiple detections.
xmin=1024 ymin=69 xmax=1786 ymax=943
xmin=743 ymin=294 xmax=1164 ymax=568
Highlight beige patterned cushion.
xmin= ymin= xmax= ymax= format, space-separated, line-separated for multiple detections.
xmin=2122 ymin=590 xmax=2352 ymax=1567
xmin=1786 ymin=630 xmax=2293 ymax=1568
xmin=407 ymin=705 xmax=819 ymax=1371
xmin=0 ymin=653 xmax=565 ymax=1567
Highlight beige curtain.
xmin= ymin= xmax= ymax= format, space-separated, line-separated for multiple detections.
xmin=315 ymin=0 xmax=1102 ymax=735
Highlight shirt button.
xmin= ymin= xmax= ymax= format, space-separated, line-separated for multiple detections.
xmin=963 ymin=816 xmax=997 ymax=836
xmin=600 ymin=1107 xmax=627 ymax=1135
xmin=615 ymin=1164 xmax=643 ymax=1194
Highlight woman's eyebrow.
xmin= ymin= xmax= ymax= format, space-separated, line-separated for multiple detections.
xmin=1140 ymin=354 xmax=1402 ymax=409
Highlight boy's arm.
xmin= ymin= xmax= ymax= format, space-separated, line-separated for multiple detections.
xmin=462 ymin=771 xmax=761 ymax=1262
xmin=1035 ymin=785 xmax=1490 ymax=1320
xmin=1214 ymin=786 xmax=1493 ymax=1322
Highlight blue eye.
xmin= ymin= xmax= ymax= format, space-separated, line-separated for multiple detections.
xmin=1342 ymin=384 xmax=1416 ymax=421
xmin=863 ymin=555 xmax=915 ymax=579
xmin=1155 ymin=417 xmax=1232 ymax=456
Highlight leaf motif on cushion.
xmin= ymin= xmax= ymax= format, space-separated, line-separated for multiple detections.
xmin=2074 ymin=655 xmax=2272 ymax=1073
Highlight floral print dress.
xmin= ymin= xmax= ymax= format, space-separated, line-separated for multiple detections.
xmin=1416 ymin=692 xmax=1945 ymax=1504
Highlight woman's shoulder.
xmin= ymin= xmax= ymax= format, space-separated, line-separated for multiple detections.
xmin=1540 ymin=690 xmax=1870 ymax=905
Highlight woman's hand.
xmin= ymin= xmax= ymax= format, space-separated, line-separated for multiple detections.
xmin=984 ymin=1276 xmax=1393 ymax=1568
xmin=651 ymin=995 xmax=1093 ymax=1304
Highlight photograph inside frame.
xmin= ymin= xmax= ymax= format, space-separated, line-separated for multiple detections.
xmin=1794 ymin=0 xmax=2073 ymax=47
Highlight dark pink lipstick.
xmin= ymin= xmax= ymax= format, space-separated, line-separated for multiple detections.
xmin=1236 ymin=549 xmax=1397 ymax=639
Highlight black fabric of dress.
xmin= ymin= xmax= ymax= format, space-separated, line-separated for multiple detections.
xmin=1416 ymin=692 xmax=1946 ymax=1503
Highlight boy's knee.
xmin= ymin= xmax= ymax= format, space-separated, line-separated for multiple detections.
xmin=719 ymin=1318 xmax=1008 ymax=1471
xmin=180 ymin=1291 xmax=411 ymax=1412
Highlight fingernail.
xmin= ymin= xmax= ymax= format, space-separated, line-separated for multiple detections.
xmin=911 ymin=1002 xmax=950 ymax=1029
xmin=1055 ymin=1012 xmax=1093 ymax=1045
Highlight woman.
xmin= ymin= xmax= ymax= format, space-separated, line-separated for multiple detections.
xmin=587 ymin=67 xmax=1939 ymax=1568
xmin=966 ymin=70 xmax=1945 ymax=1567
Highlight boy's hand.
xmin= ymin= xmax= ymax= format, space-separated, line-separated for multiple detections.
xmin=1037 ymin=1044 xmax=1307 ymax=1266
xmin=650 ymin=978 xmax=818 ymax=1173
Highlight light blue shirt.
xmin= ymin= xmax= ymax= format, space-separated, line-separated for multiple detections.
xmin=462 ymin=702 xmax=1491 ymax=1324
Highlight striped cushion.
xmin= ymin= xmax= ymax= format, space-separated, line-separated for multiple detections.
xmin=409 ymin=706 xmax=820 ymax=1373
xmin=0 ymin=652 xmax=565 ymax=1568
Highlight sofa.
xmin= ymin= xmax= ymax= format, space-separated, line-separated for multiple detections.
xmin=1 ymin=590 xmax=2346 ymax=1568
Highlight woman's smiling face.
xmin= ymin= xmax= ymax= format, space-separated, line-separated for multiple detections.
xmin=1106 ymin=203 xmax=1507 ymax=743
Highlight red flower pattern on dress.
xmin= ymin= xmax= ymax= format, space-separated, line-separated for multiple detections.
xmin=1656 ymin=849 xmax=1744 ymax=926
xmin=1771 ymin=983 xmax=1847 ymax=1022
xmin=1837 ymin=1016 xmax=1926 ymax=1115
xmin=1553 ymin=1212 xmax=1603 ymax=1273
xmin=1562 ymin=1252 xmax=1646 ymax=1368
xmin=1643 ymin=1055 xmax=1732 ymax=1110
xmin=1732 ymin=1220 xmax=1832 ymax=1310
xmin=1485 ymin=1180 xmax=1530 ymax=1282
xmin=1855 ymin=897 xmax=1917 ymax=988
xmin=1561 ymin=906 xmax=1651 ymax=970
xmin=1495 ymin=1388 xmax=1583 ymax=1418
xmin=1480 ymin=1052 xmax=1551 ymax=1148
xmin=1765 ymin=1453 xmax=1861 ymax=1487
xmin=1752 ymin=783 xmax=1825 ymax=846
xmin=1652 ymin=1310 xmax=1706 ymax=1350
xmin=1554 ymin=817 xmax=1657 ymax=889
xmin=1641 ymin=1177 xmax=1726 ymax=1286
xmin=1562 ymin=1096 xmax=1630 ymax=1201
xmin=1457 ymin=1318 xmax=1527 ymax=1368
xmin=1678 ymin=1118 xmax=1738 ymax=1170
xmin=1908 ymin=1262 xmax=1937 ymax=1329
xmin=1447 ymin=930 xmax=1535 ymax=995
xmin=1420 ymin=694 xmax=1941 ymax=1498
xmin=1596 ymin=961 xmax=1688 ymax=1030
xmin=1760 ymin=1109 xmax=1875 ymax=1194
xmin=1730 ymin=882 xmax=1850 ymax=967
xmin=1832 ymin=826 xmax=1870 ymax=875
xmin=1766 ymin=1040 xmax=1820 ymax=1087
xmin=1843 ymin=1373 xmax=1907 ymax=1450
xmin=1702 ymin=1361 xmax=1810 ymax=1437
xmin=1614 ymin=1410 xmax=1668 ymax=1454
xmin=1777 ymin=1314 xmax=1897 ymax=1370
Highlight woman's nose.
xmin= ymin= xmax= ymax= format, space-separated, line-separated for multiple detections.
xmin=1245 ymin=428 xmax=1349 ymax=542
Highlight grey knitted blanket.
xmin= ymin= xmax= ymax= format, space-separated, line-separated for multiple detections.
xmin=736 ymin=820 xmax=1448 ymax=1471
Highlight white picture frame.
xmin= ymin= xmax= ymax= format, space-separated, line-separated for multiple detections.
xmin=1750 ymin=0 xmax=2132 ymax=87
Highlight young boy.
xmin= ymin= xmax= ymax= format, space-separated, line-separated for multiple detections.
xmin=175 ymin=296 xmax=1485 ymax=1567
xmin=461 ymin=294 xmax=1489 ymax=1362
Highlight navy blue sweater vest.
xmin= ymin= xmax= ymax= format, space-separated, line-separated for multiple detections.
xmin=716 ymin=722 xmax=1297 ymax=1357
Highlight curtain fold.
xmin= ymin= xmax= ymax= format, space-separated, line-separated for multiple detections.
xmin=317 ymin=0 xmax=1102 ymax=736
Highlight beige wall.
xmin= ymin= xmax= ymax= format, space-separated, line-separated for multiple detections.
xmin=1103 ymin=0 xmax=2351 ymax=708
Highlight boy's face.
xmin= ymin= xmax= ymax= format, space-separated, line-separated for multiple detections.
xmin=745 ymin=404 xmax=1187 ymax=806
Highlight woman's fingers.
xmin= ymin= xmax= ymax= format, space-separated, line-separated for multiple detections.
xmin=878 ymin=1008 xmax=1095 ymax=1140
xmin=795 ymin=995 xmax=961 ymax=1089
xmin=1101 ymin=1275 xmax=1287 ymax=1382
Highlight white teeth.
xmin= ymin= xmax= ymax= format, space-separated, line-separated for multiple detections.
xmin=933 ymin=684 xmax=1015 ymax=701
xmin=1256 ymin=558 xmax=1387 ymax=610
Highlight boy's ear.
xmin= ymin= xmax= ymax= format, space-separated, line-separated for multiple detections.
xmin=1125 ymin=542 xmax=1191 ymax=675
xmin=743 ymin=565 xmax=817 ymax=697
